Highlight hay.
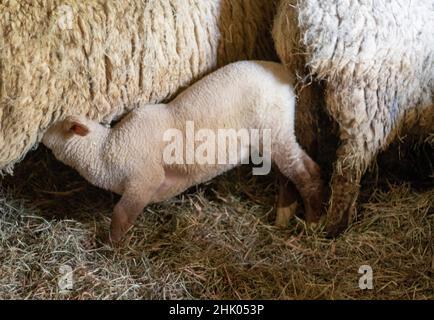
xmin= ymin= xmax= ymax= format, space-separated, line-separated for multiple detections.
xmin=0 ymin=146 xmax=432 ymax=299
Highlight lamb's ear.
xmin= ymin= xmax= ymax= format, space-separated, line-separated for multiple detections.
xmin=64 ymin=117 xmax=90 ymax=137
xmin=70 ymin=122 xmax=90 ymax=136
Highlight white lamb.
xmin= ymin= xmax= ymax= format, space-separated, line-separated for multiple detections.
xmin=43 ymin=61 xmax=323 ymax=242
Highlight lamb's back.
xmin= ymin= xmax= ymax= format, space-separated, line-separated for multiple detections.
xmin=169 ymin=61 xmax=295 ymax=130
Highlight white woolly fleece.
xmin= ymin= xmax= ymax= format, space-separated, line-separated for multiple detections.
xmin=43 ymin=61 xmax=323 ymax=241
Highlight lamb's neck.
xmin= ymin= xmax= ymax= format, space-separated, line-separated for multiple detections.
xmin=65 ymin=134 xmax=108 ymax=185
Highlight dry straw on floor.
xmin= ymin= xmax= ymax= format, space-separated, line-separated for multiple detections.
xmin=0 ymin=145 xmax=432 ymax=300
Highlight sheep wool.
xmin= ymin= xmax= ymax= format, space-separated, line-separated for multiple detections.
xmin=273 ymin=0 xmax=434 ymax=235
xmin=0 ymin=0 xmax=277 ymax=174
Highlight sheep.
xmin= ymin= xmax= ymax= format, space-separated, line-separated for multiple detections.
xmin=0 ymin=0 xmax=277 ymax=174
xmin=273 ymin=0 xmax=434 ymax=236
xmin=42 ymin=60 xmax=324 ymax=242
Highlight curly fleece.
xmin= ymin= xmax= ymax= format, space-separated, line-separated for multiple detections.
xmin=273 ymin=0 xmax=434 ymax=233
xmin=0 ymin=0 xmax=277 ymax=173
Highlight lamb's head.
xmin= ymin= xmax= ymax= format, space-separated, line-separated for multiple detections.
xmin=42 ymin=115 xmax=106 ymax=155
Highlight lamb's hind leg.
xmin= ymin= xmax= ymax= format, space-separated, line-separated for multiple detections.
xmin=273 ymin=140 xmax=324 ymax=224
xmin=275 ymin=173 xmax=299 ymax=228
xmin=274 ymin=84 xmax=324 ymax=227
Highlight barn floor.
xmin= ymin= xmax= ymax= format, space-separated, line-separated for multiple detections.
xmin=0 ymin=145 xmax=433 ymax=300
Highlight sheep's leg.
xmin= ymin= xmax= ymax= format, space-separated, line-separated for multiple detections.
xmin=325 ymin=139 xmax=366 ymax=237
xmin=110 ymin=172 xmax=164 ymax=242
xmin=325 ymin=133 xmax=388 ymax=236
xmin=325 ymin=84 xmax=396 ymax=237
xmin=273 ymin=79 xmax=324 ymax=227
xmin=275 ymin=172 xmax=299 ymax=228
xmin=110 ymin=193 xmax=150 ymax=243
xmin=325 ymin=179 xmax=356 ymax=237
xmin=273 ymin=141 xmax=324 ymax=224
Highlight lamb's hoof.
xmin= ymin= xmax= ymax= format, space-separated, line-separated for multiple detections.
xmin=107 ymin=230 xmax=122 ymax=245
xmin=275 ymin=201 xmax=298 ymax=228
xmin=109 ymin=222 xmax=133 ymax=244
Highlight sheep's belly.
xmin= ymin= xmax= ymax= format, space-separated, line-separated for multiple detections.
xmin=151 ymin=163 xmax=239 ymax=203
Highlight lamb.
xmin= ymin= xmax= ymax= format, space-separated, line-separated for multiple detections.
xmin=42 ymin=61 xmax=324 ymax=242
xmin=273 ymin=0 xmax=434 ymax=236
xmin=0 ymin=0 xmax=277 ymax=174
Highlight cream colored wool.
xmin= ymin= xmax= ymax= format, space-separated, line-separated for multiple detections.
xmin=273 ymin=0 xmax=434 ymax=234
xmin=0 ymin=0 xmax=277 ymax=174
xmin=42 ymin=61 xmax=323 ymax=241
xmin=272 ymin=0 xmax=325 ymax=155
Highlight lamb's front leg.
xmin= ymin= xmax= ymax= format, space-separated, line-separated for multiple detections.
xmin=110 ymin=170 xmax=165 ymax=242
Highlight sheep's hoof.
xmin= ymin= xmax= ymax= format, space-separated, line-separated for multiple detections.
xmin=106 ymin=234 xmax=122 ymax=247
xmin=325 ymin=223 xmax=347 ymax=238
xmin=109 ymin=221 xmax=134 ymax=244
xmin=275 ymin=201 xmax=298 ymax=228
xmin=325 ymin=176 xmax=357 ymax=238
xmin=325 ymin=214 xmax=350 ymax=238
xmin=108 ymin=230 xmax=122 ymax=244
